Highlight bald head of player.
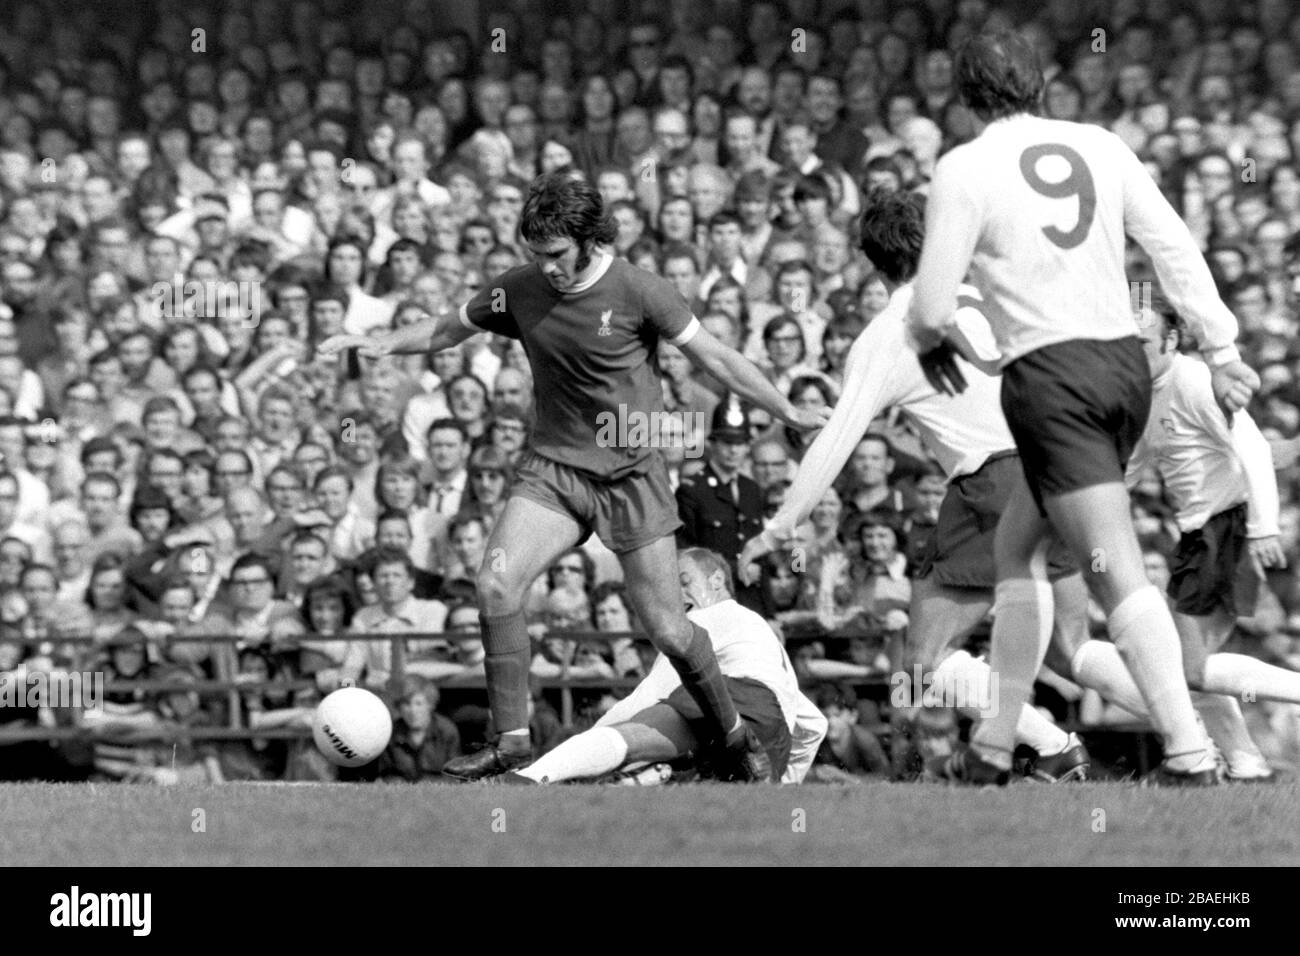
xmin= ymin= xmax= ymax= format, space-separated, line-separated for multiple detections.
xmin=520 ymin=172 xmax=619 ymax=291
xmin=678 ymin=548 xmax=735 ymax=612
xmin=955 ymin=31 xmax=1046 ymax=122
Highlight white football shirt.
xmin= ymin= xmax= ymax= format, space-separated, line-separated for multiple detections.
xmin=765 ymin=282 xmax=1012 ymax=544
xmin=596 ymin=599 xmax=826 ymax=784
xmin=1126 ymin=353 xmax=1279 ymax=537
xmin=910 ymin=113 xmax=1240 ymax=368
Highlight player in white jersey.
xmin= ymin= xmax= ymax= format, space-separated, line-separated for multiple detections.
xmin=1126 ymin=301 xmax=1299 ymax=780
xmin=499 ymin=548 xmax=826 ymax=784
xmin=906 ymin=32 xmax=1259 ymax=785
xmin=738 ymin=190 xmax=1093 ymax=781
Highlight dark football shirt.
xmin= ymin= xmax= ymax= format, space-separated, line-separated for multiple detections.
xmin=459 ymin=254 xmax=700 ymax=480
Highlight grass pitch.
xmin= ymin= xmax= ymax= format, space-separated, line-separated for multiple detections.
xmin=1 ymin=779 xmax=1296 ymax=866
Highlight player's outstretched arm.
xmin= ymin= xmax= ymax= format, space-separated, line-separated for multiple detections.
xmin=316 ymin=309 xmax=477 ymax=359
xmin=679 ymin=326 xmax=830 ymax=431
xmin=739 ymin=326 xmax=905 ymax=582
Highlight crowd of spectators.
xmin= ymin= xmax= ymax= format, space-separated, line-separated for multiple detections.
xmin=2 ymin=0 xmax=1300 ymax=781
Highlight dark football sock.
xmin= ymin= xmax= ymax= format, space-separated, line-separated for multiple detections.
xmin=481 ymin=611 xmax=532 ymax=744
xmin=662 ymin=622 xmax=740 ymax=742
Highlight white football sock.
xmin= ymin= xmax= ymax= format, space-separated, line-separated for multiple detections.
xmin=518 ymin=726 xmax=629 ymax=784
xmin=1191 ymin=692 xmax=1264 ymax=771
xmin=1202 ymin=653 xmax=1300 ymax=704
xmin=1108 ymin=586 xmax=1213 ymax=773
xmin=1017 ymin=705 xmax=1070 ymax=756
xmin=934 ymin=650 xmax=1067 ymax=755
xmin=1070 ymin=640 xmax=1148 ymax=718
xmin=972 ymin=577 xmax=1054 ymax=770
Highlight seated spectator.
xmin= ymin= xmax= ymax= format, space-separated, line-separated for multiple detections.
xmin=838 ymin=434 xmax=908 ymax=519
xmin=847 ymin=509 xmax=912 ymax=623
xmin=374 ymin=510 xmax=444 ymax=597
xmin=377 ymin=675 xmax=463 ymax=781
xmin=297 ymin=574 xmax=357 ymax=692
xmin=459 ymin=445 xmax=513 ymax=536
xmin=442 ymin=513 xmax=489 ymax=591
xmin=83 ymin=552 xmax=133 ymax=645
xmin=206 ymin=553 xmax=302 ymax=675
xmin=531 ymin=587 xmax=615 ymax=680
xmin=312 ymin=466 xmax=376 ymax=562
xmin=279 ymin=530 xmax=335 ymax=607
xmin=591 ymin=581 xmax=645 ymax=679
xmin=343 ymin=547 xmax=448 ymax=689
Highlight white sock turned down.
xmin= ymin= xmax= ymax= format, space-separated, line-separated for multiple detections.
xmin=518 ymin=726 xmax=630 ymax=784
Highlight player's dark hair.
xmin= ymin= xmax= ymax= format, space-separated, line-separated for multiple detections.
xmin=520 ymin=171 xmax=618 ymax=266
xmin=857 ymin=188 xmax=925 ymax=284
xmin=955 ymin=31 xmax=1045 ymax=121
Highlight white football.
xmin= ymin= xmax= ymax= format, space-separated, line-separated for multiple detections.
xmin=312 ymin=688 xmax=393 ymax=767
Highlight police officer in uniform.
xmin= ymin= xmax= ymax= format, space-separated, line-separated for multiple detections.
xmin=676 ymin=400 xmax=773 ymax=616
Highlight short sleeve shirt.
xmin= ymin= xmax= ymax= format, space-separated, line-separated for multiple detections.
xmin=460 ymin=254 xmax=699 ymax=480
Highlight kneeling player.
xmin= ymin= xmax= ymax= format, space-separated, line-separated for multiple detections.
xmin=501 ymin=548 xmax=827 ymax=784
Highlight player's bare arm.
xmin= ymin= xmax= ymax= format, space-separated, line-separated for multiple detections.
xmin=316 ymin=309 xmax=477 ymax=359
xmin=679 ymin=326 xmax=830 ymax=431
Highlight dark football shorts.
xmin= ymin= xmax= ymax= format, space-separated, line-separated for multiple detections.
xmin=510 ymin=451 xmax=681 ymax=554
xmin=912 ymin=451 xmax=1077 ymax=589
xmin=1168 ymin=503 xmax=1261 ymax=619
xmin=664 ymin=677 xmax=791 ymax=780
xmin=1001 ymin=337 xmax=1152 ymax=516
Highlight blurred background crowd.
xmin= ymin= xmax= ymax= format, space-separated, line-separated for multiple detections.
xmin=0 ymin=0 xmax=1299 ymax=782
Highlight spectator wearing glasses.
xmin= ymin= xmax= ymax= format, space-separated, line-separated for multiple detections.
xmin=755 ymin=315 xmax=816 ymax=396
xmin=208 ymin=552 xmax=301 ymax=663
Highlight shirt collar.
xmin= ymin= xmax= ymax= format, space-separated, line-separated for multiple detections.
xmin=563 ymin=252 xmax=613 ymax=295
